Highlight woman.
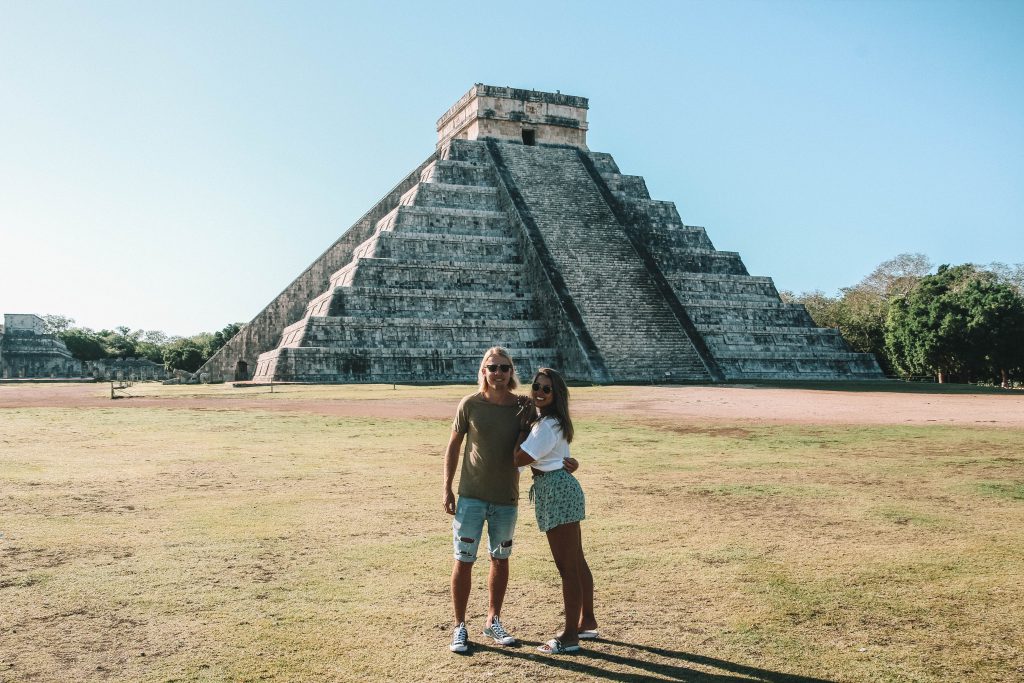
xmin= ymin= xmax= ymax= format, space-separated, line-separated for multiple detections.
xmin=514 ymin=368 xmax=598 ymax=654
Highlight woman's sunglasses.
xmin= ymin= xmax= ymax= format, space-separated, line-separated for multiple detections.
xmin=531 ymin=383 xmax=553 ymax=394
xmin=485 ymin=364 xmax=512 ymax=373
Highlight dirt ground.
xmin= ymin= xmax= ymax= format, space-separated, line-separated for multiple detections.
xmin=3 ymin=381 xmax=1022 ymax=682
xmin=1 ymin=381 xmax=1021 ymax=427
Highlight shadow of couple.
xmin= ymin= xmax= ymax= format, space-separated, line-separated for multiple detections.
xmin=471 ymin=637 xmax=837 ymax=682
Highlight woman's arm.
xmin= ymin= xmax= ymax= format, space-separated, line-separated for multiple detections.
xmin=513 ymin=443 xmax=536 ymax=467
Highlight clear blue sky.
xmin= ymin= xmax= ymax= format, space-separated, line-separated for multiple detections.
xmin=2 ymin=0 xmax=1021 ymax=337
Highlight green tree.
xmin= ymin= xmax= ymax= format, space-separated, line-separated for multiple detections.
xmin=59 ymin=328 xmax=108 ymax=361
xmin=51 ymin=321 xmax=244 ymax=374
xmin=142 ymin=330 xmax=170 ymax=346
xmin=209 ymin=323 xmax=242 ymax=355
xmin=833 ymin=287 xmax=888 ymax=369
xmin=134 ymin=339 xmax=166 ymax=364
xmin=99 ymin=326 xmax=143 ymax=359
xmin=836 ymin=253 xmax=933 ymax=374
xmin=163 ymin=338 xmax=207 ymax=373
xmin=884 ymin=264 xmax=1016 ymax=383
xmin=191 ymin=332 xmax=215 ymax=357
xmin=785 ymin=254 xmax=933 ymax=375
xmin=960 ymin=271 xmax=1024 ymax=387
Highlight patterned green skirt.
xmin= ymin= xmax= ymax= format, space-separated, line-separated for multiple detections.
xmin=529 ymin=468 xmax=586 ymax=532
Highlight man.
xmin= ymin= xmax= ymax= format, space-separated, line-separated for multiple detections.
xmin=443 ymin=347 xmax=526 ymax=653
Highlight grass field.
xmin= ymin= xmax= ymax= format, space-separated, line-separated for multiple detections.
xmin=1 ymin=384 xmax=1022 ymax=682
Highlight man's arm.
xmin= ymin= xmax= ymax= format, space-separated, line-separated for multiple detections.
xmin=443 ymin=430 xmax=465 ymax=515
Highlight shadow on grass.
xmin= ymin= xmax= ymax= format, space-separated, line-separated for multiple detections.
xmin=471 ymin=638 xmax=836 ymax=682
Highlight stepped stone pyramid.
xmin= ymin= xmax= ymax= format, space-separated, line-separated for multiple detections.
xmin=198 ymin=84 xmax=882 ymax=383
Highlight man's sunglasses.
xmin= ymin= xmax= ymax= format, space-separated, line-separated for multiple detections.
xmin=485 ymin=364 xmax=512 ymax=373
xmin=531 ymin=383 xmax=553 ymax=394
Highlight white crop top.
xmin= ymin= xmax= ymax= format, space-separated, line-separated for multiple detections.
xmin=519 ymin=416 xmax=571 ymax=473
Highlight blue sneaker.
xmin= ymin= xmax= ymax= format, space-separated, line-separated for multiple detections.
xmin=449 ymin=622 xmax=469 ymax=653
xmin=483 ymin=616 xmax=516 ymax=646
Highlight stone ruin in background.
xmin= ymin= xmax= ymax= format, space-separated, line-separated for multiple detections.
xmin=0 ymin=314 xmax=81 ymax=379
xmin=198 ymin=84 xmax=883 ymax=384
xmin=0 ymin=313 xmax=169 ymax=381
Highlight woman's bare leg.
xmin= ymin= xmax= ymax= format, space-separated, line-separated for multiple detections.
xmin=545 ymin=522 xmax=582 ymax=645
xmin=577 ymin=539 xmax=598 ymax=631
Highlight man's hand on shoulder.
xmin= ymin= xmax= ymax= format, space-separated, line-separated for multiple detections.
xmin=516 ymin=395 xmax=536 ymax=429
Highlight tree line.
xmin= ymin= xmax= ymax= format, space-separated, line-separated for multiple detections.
xmin=781 ymin=254 xmax=1024 ymax=386
xmin=41 ymin=316 xmax=242 ymax=374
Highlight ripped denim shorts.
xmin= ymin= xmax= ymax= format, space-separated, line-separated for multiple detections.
xmin=452 ymin=496 xmax=518 ymax=563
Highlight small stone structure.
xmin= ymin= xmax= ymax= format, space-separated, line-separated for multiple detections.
xmin=198 ymin=84 xmax=882 ymax=383
xmin=437 ymin=85 xmax=589 ymax=151
xmin=0 ymin=314 xmax=82 ymax=379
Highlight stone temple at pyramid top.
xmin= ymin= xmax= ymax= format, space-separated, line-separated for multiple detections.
xmin=436 ymin=84 xmax=589 ymax=151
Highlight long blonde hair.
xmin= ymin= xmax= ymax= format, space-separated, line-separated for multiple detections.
xmin=477 ymin=346 xmax=520 ymax=391
xmin=533 ymin=367 xmax=573 ymax=443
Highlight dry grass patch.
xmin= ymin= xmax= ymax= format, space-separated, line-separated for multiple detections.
xmin=1 ymin=388 xmax=1022 ymax=682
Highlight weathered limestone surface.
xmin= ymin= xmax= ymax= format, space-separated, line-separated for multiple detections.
xmin=489 ymin=143 xmax=711 ymax=381
xmin=437 ymin=84 xmax=588 ymax=151
xmin=0 ymin=314 xmax=82 ymax=379
xmin=199 ymin=84 xmax=882 ymax=383
xmin=248 ymin=140 xmax=572 ymax=383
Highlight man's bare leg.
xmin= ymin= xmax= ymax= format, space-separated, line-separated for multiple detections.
xmin=451 ymin=560 xmax=473 ymax=624
xmin=486 ymin=557 xmax=509 ymax=625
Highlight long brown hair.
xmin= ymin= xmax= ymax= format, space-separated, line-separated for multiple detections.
xmin=533 ymin=367 xmax=573 ymax=444
xmin=477 ymin=346 xmax=520 ymax=392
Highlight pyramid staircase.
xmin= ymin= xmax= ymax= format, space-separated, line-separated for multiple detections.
xmin=489 ymin=143 xmax=713 ymax=381
xmin=587 ymin=152 xmax=881 ymax=380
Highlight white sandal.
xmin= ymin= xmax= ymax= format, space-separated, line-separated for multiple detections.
xmin=537 ymin=638 xmax=580 ymax=654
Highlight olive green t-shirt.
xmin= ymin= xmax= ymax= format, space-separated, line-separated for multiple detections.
xmin=452 ymin=392 xmax=522 ymax=505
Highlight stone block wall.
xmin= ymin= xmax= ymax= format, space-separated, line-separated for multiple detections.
xmin=86 ymin=358 xmax=168 ymax=381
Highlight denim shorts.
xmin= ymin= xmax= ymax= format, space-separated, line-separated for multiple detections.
xmin=452 ymin=496 xmax=518 ymax=563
